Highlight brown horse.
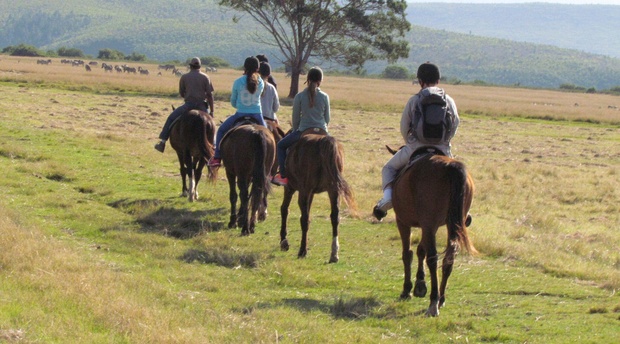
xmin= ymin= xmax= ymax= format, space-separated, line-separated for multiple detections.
xmin=169 ymin=110 xmax=216 ymax=201
xmin=264 ymin=118 xmax=285 ymax=175
xmin=390 ymin=147 xmax=476 ymax=317
xmin=279 ymin=130 xmax=356 ymax=263
xmin=220 ymin=124 xmax=276 ymax=235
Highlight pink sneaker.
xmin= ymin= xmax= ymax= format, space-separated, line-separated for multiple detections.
xmin=208 ymin=157 xmax=221 ymax=167
xmin=271 ymin=173 xmax=288 ymax=186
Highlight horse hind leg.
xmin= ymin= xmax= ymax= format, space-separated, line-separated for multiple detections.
xmin=397 ymin=222 xmax=414 ymax=299
xmin=413 ymin=242 xmax=427 ymax=298
xmin=279 ymin=187 xmax=294 ymax=252
xmin=328 ymin=189 xmax=340 ymax=263
xmin=439 ymin=239 xmax=459 ymax=309
xmin=422 ymin=228 xmax=440 ymax=317
xmin=297 ymin=192 xmax=314 ymax=258
xmin=237 ymin=179 xmax=251 ymax=236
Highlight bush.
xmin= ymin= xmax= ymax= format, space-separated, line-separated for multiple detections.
xmin=125 ymin=52 xmax=146 ymax=62
xmin=382 ymin=64 xmax=411 ymax=80
xmin=57 ymin=47 xmax=85 ymax=58
xmin=2 ymin=44 xmax=44 ymax=57
xmin=200 ymin=56 xmax=231 ymax=68
xmin=98 ymin=48 xmax=125 ymax=60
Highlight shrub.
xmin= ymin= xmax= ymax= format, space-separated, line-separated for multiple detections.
xmin=98 ymin=48 xmax=125 ymax=60
xmin=57 ymin=47 xmax=85 ymax=58
xmin=382 ymin=64 xmax=411 ymax=80
xmin=2 ymin=44 xmax=44 ymax=57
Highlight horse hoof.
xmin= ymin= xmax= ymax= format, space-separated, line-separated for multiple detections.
xmin=227 ymin=222 xmax=236 ymax=229
xmin=280 ymin=239 xmax=289 ymax=251
xmin=399 ymin=291 xmax=412 ymax=300
xmin=413 ymin=280 xmax=427 ymax=298
xmin=439 ymin=296 xmax=446 ymax=309
xmin=329 ymin=255 xmax=339 ymax=263
xmin=297 ymin=250 xmax=307 ymax=259
xmin=241 ymin=230 xmax=250 ymax=236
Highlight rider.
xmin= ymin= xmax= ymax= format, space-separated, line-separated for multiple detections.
xmin=271 ymin=67 xmax=330 ymax=186
xmin=154 ymin=57 xmax=214 ymax=153
xmin=373 ymin=62 xmax=460 ymax=220
xmin=259 ymin=61 xmax=280 ymax=123
xmin=208 ymin=56 xmax=266 ymax=167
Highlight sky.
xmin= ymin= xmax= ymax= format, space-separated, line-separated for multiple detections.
xmin=413 ymin=0 xmax=620 ymax=4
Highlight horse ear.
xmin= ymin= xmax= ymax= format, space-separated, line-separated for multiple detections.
xmin=386 ymin=145 xmax=399 ymax=155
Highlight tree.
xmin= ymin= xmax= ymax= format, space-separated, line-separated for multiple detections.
xmin=98 ymin=48 xmax=125 ymax=60
xmin=57 ymin=46 xmax=85 ymax=58
xmin=2 ymin=44 xmax=44 ymax=57
xmin=382 ymin=64 xmax=410 ymax=79
xmin=219 ymin=0 xmax=411 ymax=98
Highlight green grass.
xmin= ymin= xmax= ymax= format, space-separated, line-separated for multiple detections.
xmin=0 ymin=79 xmax=619 ymax=343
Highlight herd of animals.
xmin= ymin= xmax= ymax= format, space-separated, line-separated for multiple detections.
xmin=38 ymin=58 xmax=217 ymax=76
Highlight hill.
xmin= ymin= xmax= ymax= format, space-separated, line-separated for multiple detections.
xmin=1 ymin=0 xmax=620 ymax=90
xmin=406 ymin=3 xmax=620 ymax=59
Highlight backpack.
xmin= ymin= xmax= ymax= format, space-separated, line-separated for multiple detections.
xmin=412 ymin=88 xmax=453 ymax=145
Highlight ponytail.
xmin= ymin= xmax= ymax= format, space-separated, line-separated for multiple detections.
xmin=243 ymin=56 xmax=260 ymax=94
xmin=306 ymin=67 xmax=323 ymax=108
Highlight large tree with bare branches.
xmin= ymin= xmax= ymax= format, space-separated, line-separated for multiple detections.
xmin=218 ymin=0 xmax=411 ymax=98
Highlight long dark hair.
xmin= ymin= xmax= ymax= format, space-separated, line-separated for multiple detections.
xmin=244 ymin=57 xmax=260 ymax=94
xmin=306 ymin=67 xmax=323 ymax=108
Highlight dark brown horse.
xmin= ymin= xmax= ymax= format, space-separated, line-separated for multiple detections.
xmin=264 ymin=118 xmax=285 ymax=175
xmin=220 ymin=124 xmax=276 ymax=235
xmin=389 ymin=147 xmax=476 ymax=317
xmin=279 ymin=130 xmax=356 ymax=263
xmin=169 ymin=110 xmax=216 ymax=201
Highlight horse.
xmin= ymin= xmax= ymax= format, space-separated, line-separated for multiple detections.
xmin=264 ymin=118 xmax=286 ymax=175
xmin=279 ymin=129 xmax=356 ymax=263
xmin=169 ymin=110 xmax=216 ymax=202
xmin=388 ymin=146 xmax=476 ymax=317
xmin=220 ymin=123 xmax=276 ymax=236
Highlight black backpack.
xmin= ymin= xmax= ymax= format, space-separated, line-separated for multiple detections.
xmin=412 ymin=89 xmax=453 ymax=145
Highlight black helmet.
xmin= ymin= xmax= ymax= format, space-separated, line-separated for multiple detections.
xmin=244 ymin=56 xmax=260 ymax=73
xmin=416 ymin=62 xmax=440 ymax=84
xmin=259 ymin=62 xmax=271 ymax=77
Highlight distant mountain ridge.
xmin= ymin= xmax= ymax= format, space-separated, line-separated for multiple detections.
xmin=407 ymin=3 xmax=620 ymax=58
xmin=1 ymin=0 xmax=620 ymax=90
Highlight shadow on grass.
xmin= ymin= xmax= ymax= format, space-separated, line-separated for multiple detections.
xmin=179 ymin=248 xmax=262 ymax=269
xmin=231 ymin=296 xmax=391 ymax=320
xmin=108 ymin=198 xmax=226 ymax=239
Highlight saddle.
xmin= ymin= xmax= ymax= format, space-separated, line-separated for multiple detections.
xmin=233 ymin=115 xmax=262 ymax=127
xmin=170 ymin=109 xmax=210 ymax=129
xmin=220 ymin=116 xmax=263 ymax=143
xmin=395 ymin=146 xmax=445 ymax=180
xmin=300 ymin=127 xmax=328 ymax=138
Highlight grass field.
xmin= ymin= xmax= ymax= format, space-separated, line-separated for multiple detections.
xmin=0 ymin=56 xmax=619 ymax=343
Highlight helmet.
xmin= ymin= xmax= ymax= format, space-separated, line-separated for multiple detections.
xmin=244 ymin=56 xmax=260 ymax=72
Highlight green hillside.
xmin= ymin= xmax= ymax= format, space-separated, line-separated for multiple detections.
xmin=407 ymin=3 xmax=620 ymax=59
xmin=2 ymin=0 xmax=620 ymax=90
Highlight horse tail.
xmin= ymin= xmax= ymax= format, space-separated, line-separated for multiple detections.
xmin=201 ymin=115 xmax=216 ymax=182
xmin=250 ymin=128 xmax=271 ymax=211
xmin=320 ymin=136 xmax=357 ymax=212
xmin=446 ymin=161 xmax=477 ymax=255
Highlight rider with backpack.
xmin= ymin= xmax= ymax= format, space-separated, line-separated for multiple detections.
xmin=373 ymin=62 xmax=460 ymax=220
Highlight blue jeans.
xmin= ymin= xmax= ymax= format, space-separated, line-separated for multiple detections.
xmin=276 ymin=130 xmax=302 ymax=177
xmin=158 ymin=101 xmax=207 ymax=141
xmin=214 ymin=112 xmax=266 ymax=158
